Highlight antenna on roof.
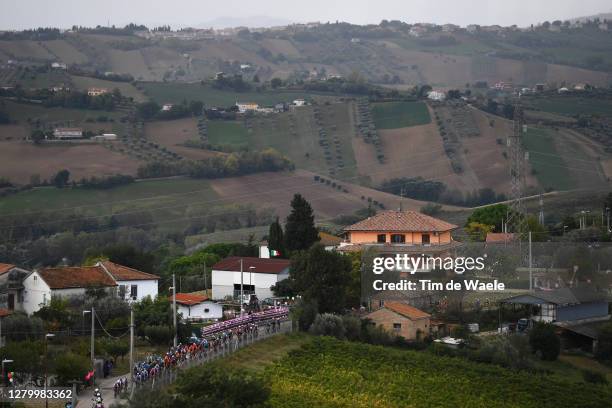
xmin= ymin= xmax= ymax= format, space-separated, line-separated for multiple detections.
xmin=399 ymin=187 xmax=405 ymax=212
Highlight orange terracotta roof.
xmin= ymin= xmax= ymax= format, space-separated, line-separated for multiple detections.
xmin=344 ymin=211 xmax=457 ymax=232
xmin=212 ymin=257 xmax=290 ymax=274
xmin=38 ymin=266 xmax=117 ymax=290
xmin=0 ymin=263 xmax=15 ymax=275
xmin=486 ymin=233 xmax=516 ymax=243
xmin=384 ymin=301 xmax=431 ymax=320
xmin=100 ymin=261 xmax=159 ymax=281
xmin=170 ymin=293 xmax=209 ymax=306
xmin=0 ymin=308 xmax=12 ymax=318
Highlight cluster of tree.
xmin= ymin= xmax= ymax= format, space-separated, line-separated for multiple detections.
xmin=70 ymin=23 xmax=149 ymax=35
xmin=0 ymin=27 xmax=62 ymax=40
xmin=68 ymin=66 xmax=135 ymax=82
xmin=78 ymin=174 xmax=135 ymax=189
xmin=135 ymin=100 xmax=203 ymax=120
xmin=136 ymin=149 xmax=294 ymax=179
xmin=380 ymin=177 xmax=507 ymax=207
xmin=0 ymin=87 xmax=122 ymax=111
xmin=212 ymin=74 xmax=251 ymax=92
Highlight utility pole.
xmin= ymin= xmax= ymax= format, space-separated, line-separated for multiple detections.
xmin=538 ymin=194 xmax=544 ymax=225
xmin=528 ymin=231 xmax=533 ymax=292
xmin=240 ymin=259 xmax=244 ymax=317
xmin=172 ymin=274 xmax=177 ymax=348
xmin=129 ymin=306 xmax=134 ymax=380
xmin=90 ymin=305 xmax=95 ymax=383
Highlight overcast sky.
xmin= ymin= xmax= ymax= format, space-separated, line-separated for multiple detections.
xmin=1 ymin=0 xmax=611 ymax=30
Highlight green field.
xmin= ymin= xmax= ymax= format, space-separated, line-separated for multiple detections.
xmin=522 ymin=127 xmax=574 ymax=191
xmin=0 ymin=178 xmax=218 ymax=222
xmin=264 ymin=337 xmax=612 ymax=408
xmin=207 ymin=120 xmax=248 ymax=147
xmin=249 ymin=103 xmax=358 ymax=180
xmin=139 ymin=82 xmax=335 ymax=107
xmin=528 ymin=96 xmax=612 ymax=118
xmin=371 ymin=101 xmax=431 ymax=129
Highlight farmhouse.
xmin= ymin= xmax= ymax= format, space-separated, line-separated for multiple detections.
xmin=340 ymin=210 xmax=459 ymax=272
xmin=53 ymin=127 xmax=83 ymax=139
xmin=20 ymin=262 xmax=159 ymax=314
xmin=171 ymin=293 xmax=222 ymax=321
xmin=87 ymin=88 xmax=108 ymax=96
xmin=211 ymin=257 xmax=290 ymax=301
xmin=427 ymin=91 xmax=446 ymax=101
xmin=236 ymin=102 xmax=259 ymax=113
xmin=97 ymin=261 xmax=159 ymax=302
xmin=22 ymin=266 xmax=118 ymax=315
xmin=365 ymin=301 xmax=431 ymax=340
xmin=342 ymin=210 xmax=457 ymax=247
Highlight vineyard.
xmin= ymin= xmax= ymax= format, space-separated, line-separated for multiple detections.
xmin=264 ymin=337 xmax=612 ymax=408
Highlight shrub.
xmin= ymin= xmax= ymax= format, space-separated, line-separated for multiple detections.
xmin=342 ymin=315 xmax=362 ymax=342
xmin=364 ymin=324 xmax=393 ymax=346
xmin=309 ymin=313 xmax=345 ymax=339
xmin=529 ymin=322 xmax=560 ymax=361
xmin=582 ymin=370 xmax=609 ymax=385
xmin=53 ymin=353 xmax=90 ymax=386
xmin=144 ymin=325 xmax=173 ymax=345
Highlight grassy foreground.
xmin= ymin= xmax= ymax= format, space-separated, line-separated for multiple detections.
xmin=212 ymin=334 xmax=612 ymax=408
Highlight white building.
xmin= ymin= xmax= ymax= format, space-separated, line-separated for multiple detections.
xmin=292 ymin=99 xmax=306 ymax=107
xmin=171 ymin=293 xmax=222 ymax=321
xmin=427 ymin=91 xmax=446 ymax=101
xmin=97 ymin=261 xmax=159 ymax=302
xmin=211 ymin=257 xmax=290 ymax=301
xmin=53 ymin=127 xmax=83 ymax=139
xmin=236 ymin=102 xmax=259 ymax=113
xmin=92 ymin=133 xmax=118 ymax=141
xmin=51 ymin=62 xmax=67 ymax=70
xmin=22 ymin=266 xmax=118 ymax=315
xmin=21 ymin=262 xmax=159 ymax=314
xmin=161 ymin=103 xmax=174 ymax=111
xmin=87 ymin=88 xmax=108 ymax=97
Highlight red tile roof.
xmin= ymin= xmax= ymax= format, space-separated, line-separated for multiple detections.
xmin=99 ymin=261 xmax=159 ymax=281
xmin=38 ymin=266 xmax=117 ymax=290
xmin=344 ymin=210 xmax=457 ymax=232
xmin=170 ymin=293 xmax=209 ymax=306
xmin=384 ymin=301 xmax=431 ymax=320
xmin=486 ymin=233 xmax=516 ymax=243
xmin=212 ymin=256 xmax=290 ymax=274
xmin=0 ymin=263 xmax=15 ymax=275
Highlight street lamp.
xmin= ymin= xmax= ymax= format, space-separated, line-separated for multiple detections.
xmin=170 ymin=276 xmax=177 ymax=347
xmin=82 ymin=308 xmax=94 ymax=380
xmin=1 ymin=359 xmax=13 ymax=386
xmin=44 ymin=333 xmax=55 ymax=408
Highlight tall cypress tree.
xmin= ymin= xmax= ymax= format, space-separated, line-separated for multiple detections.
xmin=268 ymin=217 xmax=286 ymax=258
xmin=284 ymin=194 xmax=320 ymax=252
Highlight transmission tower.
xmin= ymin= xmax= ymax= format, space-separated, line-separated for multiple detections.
xmin=506 ymin=99 xmax=528 ymax=236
